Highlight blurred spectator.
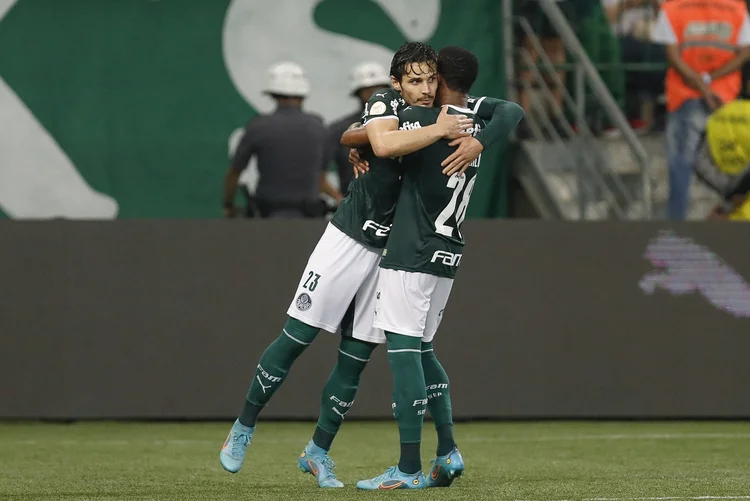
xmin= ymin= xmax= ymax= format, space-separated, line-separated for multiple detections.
xmin=327 ymin=62 xmax=390 ymax=194
xmin=651 ymin=0 xmax=750 ymax=220
xmin=576 ymin=0 xmax=627 ymax=132
xmin=602 ymin=0 xmax=666 ymax=127
xmin=222 ymin=62 xmax=341 ymax=219
xmin=517 ymin=0 xmax=576 ymax=134
xmin=603 ymin=0 xmax=661 ymax=39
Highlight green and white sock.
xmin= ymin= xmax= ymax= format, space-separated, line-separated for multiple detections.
xmin=386 ymin=332 xmax=426 ymax=475
xmin=312 ymin=337 xmax=377 ymax=451
xmin=421 ymin=341 xmax=456 ymax=456
xmin=238 ymin=317 xmax=319 ymax=427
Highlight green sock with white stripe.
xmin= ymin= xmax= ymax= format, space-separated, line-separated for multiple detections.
xmin=421 ymin=341 xmax=456 ymax=456
xmin=312 ymin=337 xmax=377 ymax=450
xmin=239 ymin=317 xmax=320 ymax=427
xmin=386 ymin=331 xmax=426 ymax=475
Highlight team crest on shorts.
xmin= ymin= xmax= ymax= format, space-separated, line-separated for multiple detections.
xmin=296 ymin=293 xmax=312 ymax=311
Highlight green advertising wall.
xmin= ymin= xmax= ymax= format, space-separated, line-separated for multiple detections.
xmin=0 ymin=0 xmax=508 ymax=219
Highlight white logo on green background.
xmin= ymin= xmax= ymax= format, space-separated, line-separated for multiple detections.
xmin=223 ymin=0 xmax=439 ymax=193
xmin=0 ymin=0 xmax=441 ymax=218
xmin=0 ymin=0 xmax=118 ymax=219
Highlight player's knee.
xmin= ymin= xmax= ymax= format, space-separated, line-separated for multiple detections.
xmin=385 ymin=331 xmax=421 ymax=351
xmin=420 ymin=341 xmax=436 ymax=359
xmin=336 ymin=338 xmax=375 ymax=381
xmin=283 ymin=317 xmax=320 ymax=345
xmin=339 ymin=337 xmax=377 ymax=360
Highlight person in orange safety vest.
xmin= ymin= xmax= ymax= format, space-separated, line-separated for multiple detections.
xmin=651 ymin=0 xmax=750 ymax=219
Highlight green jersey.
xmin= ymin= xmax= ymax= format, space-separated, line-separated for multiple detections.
xmin=331 ymin=89 xmax=522 ymax=251
xmin=330 ymin=87 xmax=405 ymax=249
xmin=380 ymin=104 xmax=485 ymax=279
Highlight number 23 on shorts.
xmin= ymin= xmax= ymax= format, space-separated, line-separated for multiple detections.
xmin=303 ymin=271 xmax=321 ymax=292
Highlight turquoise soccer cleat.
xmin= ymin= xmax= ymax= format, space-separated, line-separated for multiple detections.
xmin=356 ymin=466 xmax=426 ymax=490
xmin=425 ymin=446 xmax=465 ymax=487
xmin=219 ymin=419 xmax=254 ymax=473
xmin=297 ymin=440 xmax=344 ymax=488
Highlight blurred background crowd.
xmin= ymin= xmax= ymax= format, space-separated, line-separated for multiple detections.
xmin=223 ymin=0 xmax=750 ymax=222
xmin=2 ymin=0 xmax=750 ymax=222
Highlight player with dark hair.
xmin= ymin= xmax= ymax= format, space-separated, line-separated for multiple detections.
xmin=218 ymin=41 xmax=471 ymax=484
xmin=219 ymin=42 xmax=519 ymax=490
xmin=296 ymin=44 xmax=522 ymax=490
xmin=354 ymin=46 xmax=524 ymax=490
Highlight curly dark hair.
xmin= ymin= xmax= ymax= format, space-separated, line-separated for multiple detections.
xmin=437 ymin=46 xmax=479 ymax=94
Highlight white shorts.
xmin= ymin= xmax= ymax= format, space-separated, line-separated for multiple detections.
xmin=371 ymin=268 xmax=454 ymax=343
xmin=287 ymin=223 xmax=383 ymax=341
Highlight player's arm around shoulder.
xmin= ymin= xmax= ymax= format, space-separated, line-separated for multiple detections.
xmin=440 ymin=98 xmax=525 ymax=175
xmin=367 ymin=105 xmax=473 ymax=159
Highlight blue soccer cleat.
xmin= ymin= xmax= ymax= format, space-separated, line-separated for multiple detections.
xmin=356 ymin=466 xmax=426 ymax=490
xmin=219 ymin=419 xmax=254 ymax=473
xmin=297 ymin=440 xmax=344 ymax=488
xmin=425 ymin=446 xmax=465 ymax=487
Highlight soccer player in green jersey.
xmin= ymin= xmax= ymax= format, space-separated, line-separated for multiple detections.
xmin=354 ymin=47 xmax=524 ymax=490
xmin=218 ymin=42 xmax=518 ymax=489
xmin=218 ymin=42 xmax=471 ymax=483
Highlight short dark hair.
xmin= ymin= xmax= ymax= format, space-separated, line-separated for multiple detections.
xmin=389 ymin=42 xmax=438 ymax=81
xmin=437 ymin=46 xmax=479 ymax=94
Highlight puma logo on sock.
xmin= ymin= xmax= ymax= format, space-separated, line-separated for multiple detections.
xmin=256 ymin=376 xmax=272 ymax=394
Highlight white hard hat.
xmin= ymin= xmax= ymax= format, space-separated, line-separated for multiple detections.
xmin=349 ymin=62 xmax=390 ymax=96
xmin=263 ymin=62 xmax=310 ymax=98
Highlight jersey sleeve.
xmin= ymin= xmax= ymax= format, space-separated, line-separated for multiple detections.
xmin=468 ymin=97 xmax=525 ymax=150
xmin=362 ymin=89 xmax=401 ymax=126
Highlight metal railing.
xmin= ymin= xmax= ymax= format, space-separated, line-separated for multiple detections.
xmin=503 ymin=0 xmax=655 ymax=219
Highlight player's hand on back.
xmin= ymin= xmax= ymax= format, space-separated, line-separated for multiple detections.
xmin=350 ymin=148 xmax=369 ymax=179
xmin=442 ymin=137 xmax=484 ymax=176
xmin=436 ymin=106 xmax=473 ymax=140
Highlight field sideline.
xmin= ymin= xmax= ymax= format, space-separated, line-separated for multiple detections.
xmin=1 ymin=421 xmax=749 ymax=500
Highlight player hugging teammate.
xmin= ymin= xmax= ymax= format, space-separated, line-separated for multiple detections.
xmin=218 ymin=41 xmax=523 ymax=490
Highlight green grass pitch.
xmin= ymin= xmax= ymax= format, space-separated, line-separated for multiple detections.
xmin=1 ymin=421 xmax=749 ymax=500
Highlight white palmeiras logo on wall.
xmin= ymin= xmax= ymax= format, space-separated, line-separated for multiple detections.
xmin=296 ymin=293 xmax=312 ymax=311
xmin=223 ymin=0 xmax=441 ymax=199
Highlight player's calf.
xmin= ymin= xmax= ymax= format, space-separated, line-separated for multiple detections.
xmin=385 ymin=332 xmax=427 ymax=475
xmin=421 ymin=342 xmax=457 ymax=456
xmin=238 ymin=317 xmax=320 ymax=429
xmin=312 ymin=337 xmax=376 ymax=450
xmin=220 ymin=318 xmax=318 ymax=473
